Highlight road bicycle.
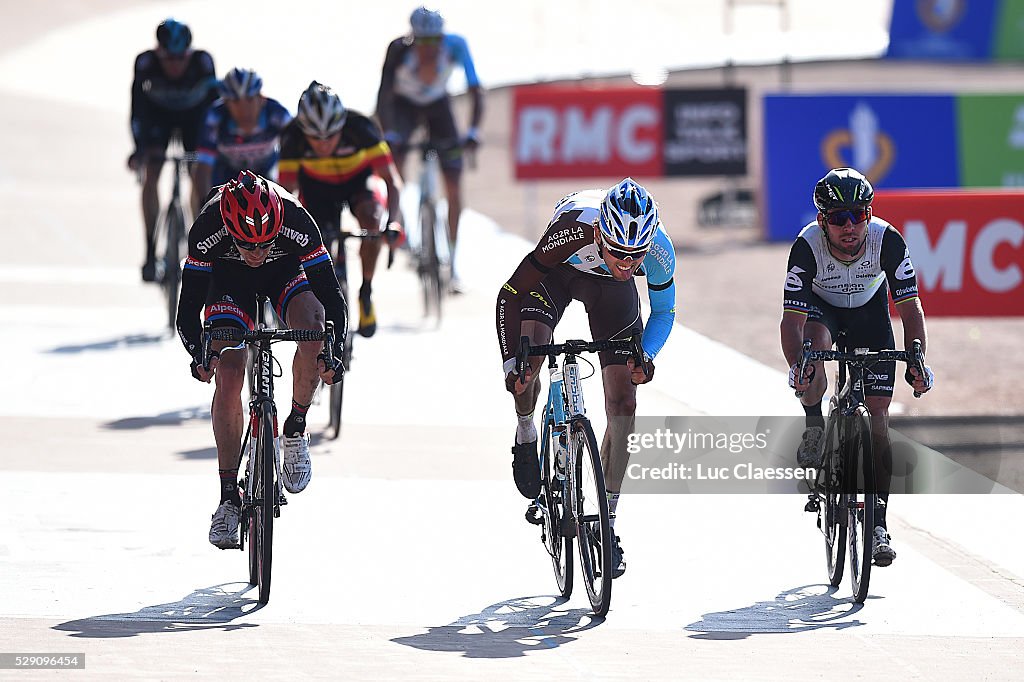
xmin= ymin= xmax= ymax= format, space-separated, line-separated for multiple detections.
xmin=517 ymin=335 xmax=643 ymax=617
xmin=797 ymin=334 xmax=925 ymax=603
xmin=154 ymin=138 xmax=194 ymax=331
xmin=201 ymin=319 xmax=336 ymax=604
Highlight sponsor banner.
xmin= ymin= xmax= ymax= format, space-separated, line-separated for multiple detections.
xmin=873 ymin=189 xmax=1024 ymax=316
xmin=513 ymin=85 xmax=663 ymax=180
xmin=956 ymin=94 xmax=1024 ymax=187
xmin=618 ymin=416 xmax=1013 ymax=494
xmin=885 ymin=0 xmax=998 ymax=60
xmin=763 ymin=94 xmax=958 ymax=241
xmin=663 ymin=88 xmax=747 ymax=176
xmin=512 ymin=85 xmax=748 ymax=180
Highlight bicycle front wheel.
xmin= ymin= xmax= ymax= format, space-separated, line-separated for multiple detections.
xmin=247 ymin=402 xmax=275 ymax=604
xmin=327 ymin=334 xmax=352 ymax=440
xmin=846 ymin=407 xmax=875 ymax=604
xmin=418 ymin=201 xmax=443 ymax=322
xmin=540 ymin=416 xmax=572 ymax=598
xmin=821 ymin=412 xmax=846 ymax=587
xmin=570 ymin=417 xmax=612 ymax=617
xmin=163 ymin=201 xmax=185 ymax=331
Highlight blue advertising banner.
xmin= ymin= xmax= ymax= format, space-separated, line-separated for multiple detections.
xmin=762 ymin=94 xmax=959 ymax=241
xmin=885 ymin=0 xmax=998 ymax=60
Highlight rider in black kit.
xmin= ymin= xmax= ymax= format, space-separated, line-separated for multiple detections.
xmin=781 ymin=167 xmax=935 ymax=567
xmin=129 ymin=18 xmax=217 ymax=282
xmin=176 ymin=171 xmax=346 ymax=549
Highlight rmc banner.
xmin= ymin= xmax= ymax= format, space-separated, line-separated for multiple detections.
xmin=513 ymin=85 xmax=747 ymax=180
xmin=885 ymin=0 xmax=1024 ymax=61
xmin=873 ymin=190 xmax=1024 ymax=317
xmin=762 ymin=93 xmax=1024 ymax=242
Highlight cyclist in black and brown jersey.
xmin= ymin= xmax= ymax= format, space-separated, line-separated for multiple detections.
xmin=496 ymin=178 xmax=677 ymax=578
xmin=781 ymin=167 xmax=935 ymax=566
xmin=176 ymin=171 xmax=346 ymax=549
xmin=279 ymin=81 xmax=404 ymax=339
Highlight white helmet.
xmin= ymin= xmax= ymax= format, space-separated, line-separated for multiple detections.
xmin=296 ymin=81 xmax=347 ymax=139
xmin=410 ymin=6 xmax=444 ymax=37
xmin=598 ymin=178 xmax=660 ymax=254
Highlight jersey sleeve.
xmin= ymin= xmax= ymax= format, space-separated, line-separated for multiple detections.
xmin=782 ymin=238 xmax=817 ymax=315
xmin=882 ymin=226 xmax=920 ymax=305
xmin=176 ymin=205 xmax=226 ymax=360
xmin=640 ymin=227 xmax=676 ymax=359
xmin=129 ymin=52 xmax=153 ymax=150
xmin=277 ymin=122 xmax=304 ymax=188
xmin=447 ymin=34 xmax=481 ymax=88
xmin=375 ymin=38 xmax=406 ymax=132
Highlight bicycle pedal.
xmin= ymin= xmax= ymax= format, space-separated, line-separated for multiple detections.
xmin=525 ymin=504 xmax=543 ymax=526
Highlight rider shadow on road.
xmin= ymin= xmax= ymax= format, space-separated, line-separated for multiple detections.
xmin=45 ymin=333 xmax=169 ymax=355
xmin=103 ymin=406 xmax=211 ymax=431
xmin=392 ymin=595 xmax=600 ymax=658
xmin=53 ymin=583 xmax=262 ymax=639
xmin=685 ymin=584 xmax=870 ymax=640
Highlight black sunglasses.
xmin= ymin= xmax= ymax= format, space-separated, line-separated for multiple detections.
xmin=234 ymin=238 xmax=274 ymax=251
xmin=825 ymin=208 xmax=869 ymax=226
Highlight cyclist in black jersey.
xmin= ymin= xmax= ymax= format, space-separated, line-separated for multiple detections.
xmin=129 ymin=18 xmax=217 ymax=282
xmin=279 ymin=81 xmax=404 ymax=338
xmin=781 ymin=167 xmax=935 ymax=567
xmin=176 ymin=171 xmax=346 ymax=549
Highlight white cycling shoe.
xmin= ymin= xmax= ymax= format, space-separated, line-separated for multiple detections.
xmin=209 ymin=501 xmax=241 ymax=549
xmin=872 ymin=526 xmax=897 ymax=567
xmin=281 ymin=434 xmax=312 ymax=493
xmin=797 ymin=426 xmax=825 ymax=468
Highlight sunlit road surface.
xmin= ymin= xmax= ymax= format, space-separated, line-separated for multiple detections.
xmin=2 ymin=4 xmax=1024 ymax=679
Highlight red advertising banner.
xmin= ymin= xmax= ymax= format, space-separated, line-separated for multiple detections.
xmin=874 ymin=190 xmax=1024 ymax=316
xmin=513 ymin=85 xmax=663 ymax=180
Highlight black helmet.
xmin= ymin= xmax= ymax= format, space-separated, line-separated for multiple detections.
xmin=813 ymin=168 xmax=874 ymax=212
xmin=156 ymin=18 xmax=192 ymax=55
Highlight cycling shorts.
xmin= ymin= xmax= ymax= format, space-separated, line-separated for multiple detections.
xmin=519 ymin=265 xmax=643 ymax=368
xmin=390 ymin=95 xmax=464 ymax=172
xmin=136 ymin=108 xmax=205 ymax=157
xmin=805 ymin=285 xmax=896 ymax=397
xmin=204 ymin=255 xmax=312 ymax=330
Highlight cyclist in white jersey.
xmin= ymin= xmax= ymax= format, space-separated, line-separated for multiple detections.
xmin=496 ymin=178 xmax=677 ymax=578
xmin=781 ymin=167 xmax=935 ymax=567
xmin=375 ymin=6 xmax=484 ymax=292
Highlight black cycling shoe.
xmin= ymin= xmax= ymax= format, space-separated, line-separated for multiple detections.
xmin=141 ymin=260 xmax=157 ymax=283
xmin=611 ymin=535 xmax=626 ymax=579
xmin=511 ymin=440 xmax=540 ymax=499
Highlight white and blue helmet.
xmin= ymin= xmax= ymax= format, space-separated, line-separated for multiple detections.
xmin=410 ymin=6 xmax=444 ymax=37
xmin=219 ymin=67 xmax=263 ymax=100
xmin=598 ymin=178 xmax=659 ymax=254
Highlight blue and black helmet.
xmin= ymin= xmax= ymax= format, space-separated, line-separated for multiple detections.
xmin=156 ymin=18 xmax=192 ymax=55
xmin=598 ymin=178 xmax=660 ymax=254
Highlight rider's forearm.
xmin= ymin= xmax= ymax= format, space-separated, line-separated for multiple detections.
xmin=468 ymin=87 xmax=484 ymax=130
xmin=896 ymin=297 xmax=927 ymax=356
xmin=176 ymin=269 xmax=209 ymax=359
xmin=305 ymin=264 xmax=348 ymax=339
xmin=780 ymin=312 xmax=808 ymax=367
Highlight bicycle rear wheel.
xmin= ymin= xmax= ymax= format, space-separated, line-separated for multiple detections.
xmin=570 ymin=417 xmax=612 ymax=617
xmin=540 ymin=416 xmax=572 ymax=598
xmin=247 ymin=402 xmax=275 ymax=604
xmin=821 ymin=411 xmax=846 ymax=587
xmin=846 ymin=407 xmax=875 ymax=603
xmin=163 ymin=201 xmax=185 ymax=331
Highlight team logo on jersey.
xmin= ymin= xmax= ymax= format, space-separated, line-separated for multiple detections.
xmin=820 ymin=102 xmax=894 ymax=185
xmin=917 ymin=0 xmax=966 ymax=33
xmin=896 ymin=256 xmax=916 ymax=280
xmin=785 ymin=266 xmax=805 ymax=292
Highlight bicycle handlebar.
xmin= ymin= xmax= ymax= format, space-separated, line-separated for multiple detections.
xmin=201 ymin=321 xmax=336 ymax=369
xmin=515 ymin=335 xmax=644 ymax=383
xmin=796 ymin=338 xmax=926 ymax=399
xmin=336 ymin=229 xmax=399 ymax=269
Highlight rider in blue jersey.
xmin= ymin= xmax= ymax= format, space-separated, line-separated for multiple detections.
xmin=375 ymin=6 xmax=484 ymax=292
xmin=193 ymin=68 xmax=293 ymax=194
xmin=495 ymin=178 xmax=677 ymax=579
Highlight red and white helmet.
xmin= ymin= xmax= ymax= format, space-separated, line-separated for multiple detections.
xmin=219 ymin=170 xmax=283 ymax=244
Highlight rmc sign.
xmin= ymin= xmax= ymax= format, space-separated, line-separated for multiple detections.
xmin=874 ymin=190 xmax=1024 ymax=316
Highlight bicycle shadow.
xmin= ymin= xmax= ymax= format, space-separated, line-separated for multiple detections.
xmin=391 ymin=595 xmax=601 ymax=658
xmin=52 ymin=583 xmax=262 ymax=638
xmin=45 ymin=333 xmax=170 ymax=354
xmin=685 ymin=584 xmax=870 ymax=639
xmin=103 ymin=406 xmax=211 ymax=431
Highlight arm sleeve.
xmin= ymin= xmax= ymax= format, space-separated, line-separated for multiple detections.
xmin=375 ymin=39 xmax=403 ymax=131
xmin=450 ymin=35 xmax=481 ymax=88
xmin=176 ymin=264 xmax=210 ymax=361
xmin=640 ymin=229 xmax=676 ymax=359
xmin=304 ymin=258 xmax=348 ymax=343
xmin=782 ymin=238 xmax=817 ymax=315
xmin=881 ymin=227 xmax=920 ymax=305
xmin=129 ymin=54 xmax=150 ymax=151
xmin=496 ymin=254 xmax=549 ymax=375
